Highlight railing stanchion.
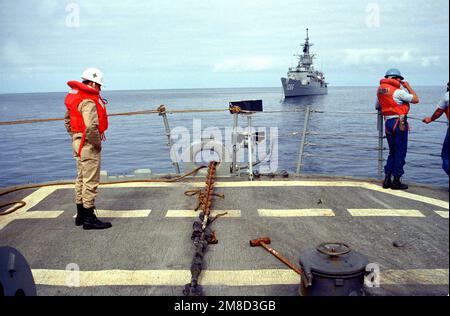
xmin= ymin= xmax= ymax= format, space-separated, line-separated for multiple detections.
xmin=247 ymin=115 xmax=254 ymax=181
xmin=231 ymin=112 xmax=239 ymax=176
xmin=377 ymin=109 xmax=384 ymax=180
xmin=158 ymin=105 xmax=181 ymax=175
xmin=296 ymin=106 xmax=311 ymax=175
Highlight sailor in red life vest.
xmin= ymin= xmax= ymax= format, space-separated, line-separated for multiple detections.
xmin=376 ymin=68 xmax=420 ymax=190
xmin=423 ymin=82 xmax=449 ymax=176
xmin=64 ymin=68 xmax=112 ymax=230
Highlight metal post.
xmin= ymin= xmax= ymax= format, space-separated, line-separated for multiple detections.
xmin=377 ymin=110 xmax=384 ymax=180
xmin=296 ymin=106 xmax=311 ymax=175
xmin=247 ymin=115 xmax=253 ymax=181
xmin=231 ymin=112 xmax=239 ymax=176
xmin=158 ymin=105 xmax=181 ymax=175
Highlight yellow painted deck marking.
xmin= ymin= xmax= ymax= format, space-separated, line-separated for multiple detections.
xmin=165 ymin=210 xmax=241 ymax=218
xmin=0 ymin=186 xmax=58 ymax=230
xmin=357 ymin=183 xmax=449 ymax=210
xmin=100 ymin=181 xmax=448 ymax=209
xmin=348 ymin=209 xmax=425 ymax=217
xmin=435 ymin=211 xmax=449 ymax=219
xmin=258 ymin=209 xmax=335 ymax=217
xmin=32 ymin=268 xmax=448 ymax=287
xmin=1 ymin=180 xmax=448 ymax=232
xmin=17 ymin=211 xmax=64 ymax=219
xmin=32 ymin=269 xmax=298 ymax=287
xmin=93 ymin=210 xmax=151 ymax=218
xmin=382 ymin=269 xmax=449 ymax=285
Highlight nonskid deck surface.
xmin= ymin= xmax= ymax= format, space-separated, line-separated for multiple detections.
xmin=0 ymin=177 xmax=448 ymax=296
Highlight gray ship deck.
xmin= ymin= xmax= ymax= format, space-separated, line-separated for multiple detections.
xmin=0 ymin=175 xmax=448 ymax=296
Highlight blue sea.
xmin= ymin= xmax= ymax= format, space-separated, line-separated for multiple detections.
xmin=0 ymin=86 xmax=448 ymax=188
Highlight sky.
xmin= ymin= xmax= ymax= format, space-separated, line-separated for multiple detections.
xmin=0 ymin=0 xmax=448 ymax=93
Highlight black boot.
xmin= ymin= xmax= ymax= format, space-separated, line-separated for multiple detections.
xmin=83 ymin=207 xmax=112 ymax=230
xmin=382 ymin=174 xmax=392 ymax=189
xmin=392 ymin=177 xmax=408 ymax=190
xmin=75 ymin=204 xmax=86 ymax=226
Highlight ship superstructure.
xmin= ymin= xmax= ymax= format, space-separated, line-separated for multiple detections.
xmin=281 ymin=29 xmax=328 ymax=97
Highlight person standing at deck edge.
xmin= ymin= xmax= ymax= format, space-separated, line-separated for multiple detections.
xmin=64 ymin=68 xmax=112 ymax=230
xmin=422 ymin=82 xmax=449 ymax=176
xmin=376 ymin=69 xmax=419 ymax=190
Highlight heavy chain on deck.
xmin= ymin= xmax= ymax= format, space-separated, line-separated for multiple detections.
xmin=183 ymin=161 xmax=226 ymax=296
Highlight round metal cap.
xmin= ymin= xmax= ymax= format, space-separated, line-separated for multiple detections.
xmin=299 ymin=243 xmax=368 ymax=277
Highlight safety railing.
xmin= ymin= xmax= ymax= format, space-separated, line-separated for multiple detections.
xmin=291 ymin=108 xmax=447 ymax=179
xmin=285 ymin=107 xmax=385 ymax=178
xmin=0 ymin=104 xmax=447 ymax=181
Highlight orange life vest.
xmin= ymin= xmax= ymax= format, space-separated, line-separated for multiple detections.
xmin=377 ymin=78 xmax=410 ymax=117
xmin=64 ymin=81 xmax=108 ymax=156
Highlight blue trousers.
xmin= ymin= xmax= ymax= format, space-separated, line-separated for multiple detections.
xmin=442 ymin=128 xmax=449 ymax=175
xmin=385 ymin=118 xmax=408 ymax=178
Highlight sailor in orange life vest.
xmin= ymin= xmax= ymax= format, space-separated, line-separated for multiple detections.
xmin=376 ymin=68 xmax=420 ymax=190
xmin=64 ymin=68 xmax=112 ymax=230
xmin=422 ymin=82 xmax=449 ymax=176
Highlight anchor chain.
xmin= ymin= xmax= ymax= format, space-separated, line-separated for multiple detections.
xmin=183 ymin=161 xmax=225 ymax=296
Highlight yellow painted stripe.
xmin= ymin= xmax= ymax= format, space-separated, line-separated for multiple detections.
xmin=31 ymin=268 xmax=448 ymax=287
xmin=99 ymin=181 xmax=449 ymax=210
xmin=358 ymin=183 xmax=449 ymax=210
xmin=435 ymin=211 xmax=449 ymax=219
xmin=101 ymin=181 xmax=364 ymax=189
xmin=17 ymin=211 xmax=64 ymax=219
xmin=32 ymin=269 xmax=298 ymax=287
xmin=101 ymin=182 xmax=183 ymax=188
xmin=201 ymin=270 xmax=298 ymax=286
xmin=1 ymin=180 xmax=447 ymax=232
xmin=348 ymin=209 xmax=425 ymax=217
xmin=165 ymin=210 xmax=241 ymax=218
xmin=84 ymin=210 xmax=151 ymax=218
xmin=258 ymin=209 xmax=335 ymax=217
xmin=382 ymin=269 xmax=449 ymax=285
xmin=0 ymin=187 xmax=58 ymax=230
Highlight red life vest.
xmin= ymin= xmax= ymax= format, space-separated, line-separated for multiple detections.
xmin=64 ymin=81 xmax=108 ymax=156
xmin=445 ymin=105 xmax=449 ymax=121
xmin=377 ymin=78 xmax=410 ymax=117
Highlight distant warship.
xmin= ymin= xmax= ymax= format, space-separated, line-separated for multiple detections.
xmin=281 ymin=28 xmax=328 ymax=97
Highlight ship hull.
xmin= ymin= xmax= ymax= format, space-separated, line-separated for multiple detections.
xmin=281 ymin=78 xmax=328 ymax=97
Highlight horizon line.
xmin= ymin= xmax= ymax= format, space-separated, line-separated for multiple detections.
xmin=0 ymin=84 xmax=445 ymax=95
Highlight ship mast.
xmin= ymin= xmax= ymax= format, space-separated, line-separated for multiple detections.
xmin=303 ymin=28 xmax=310 ymax=54
xmin=298 ymin=28 xmax=314 ymax=70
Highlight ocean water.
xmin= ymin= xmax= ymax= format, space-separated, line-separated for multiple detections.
xmin=0 ymin=86 xmax=448 ymax=188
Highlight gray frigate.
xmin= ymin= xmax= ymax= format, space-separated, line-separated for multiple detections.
xmin=281 ymin=29 xmax=328 ymax=97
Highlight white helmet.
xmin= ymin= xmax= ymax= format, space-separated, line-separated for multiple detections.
xmin=81 ymin=67 xmax=104 ymax=86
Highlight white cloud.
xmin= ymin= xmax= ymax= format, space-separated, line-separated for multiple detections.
xmin=213 ymin=56 xmax=274 ymax=72
xmin=421 ymin=56 xmax=440 ymax=67
xmin=340 ymin=49 xmax=441 ymax=67
xmin=387 ymin=51 xmax=413 ymax=63
xmin=342 ymin=49 xmax=378 ymax=65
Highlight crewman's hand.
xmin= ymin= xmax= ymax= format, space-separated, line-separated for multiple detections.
xmin=93 ymin=141 xmax=102 ymax=151
xmin=422 ymin=117 xmax=432 ymax=124
xmin=401 ymin=81 xmax=411 ymax=88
